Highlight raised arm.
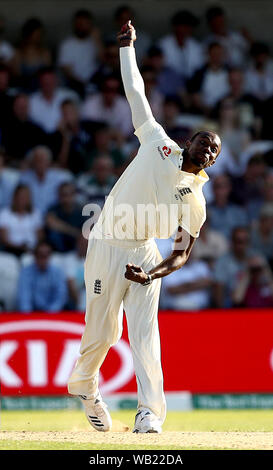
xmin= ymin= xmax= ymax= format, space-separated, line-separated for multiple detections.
xmin=118 ymin=21 xmax=154 ymax=131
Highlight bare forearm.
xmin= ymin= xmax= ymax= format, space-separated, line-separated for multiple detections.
xmin=148 ymin=252 xmax=188 ymax=280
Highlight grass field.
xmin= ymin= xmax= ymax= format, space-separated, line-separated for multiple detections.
xmin=1 ymin=409 xmax=273 ymax=450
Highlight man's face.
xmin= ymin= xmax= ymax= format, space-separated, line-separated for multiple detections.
xmin=35 ymin=245 xmax=51 ymax=270
xmin=232 ymin=230 xmax=249 ymax=257
xmin=185 ymin=132 xmax=221 ymax=170
xmin=74 ymin=17 xmax=92 ymax=38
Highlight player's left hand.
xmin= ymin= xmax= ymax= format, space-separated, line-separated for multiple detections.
xmin=124 ymin=263 xmax=148 ymax=284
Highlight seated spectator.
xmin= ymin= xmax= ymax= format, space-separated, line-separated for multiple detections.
xmin=217 ymin=97 xmax=251 ymax=168
xmin=84 ymin=122 xmax=128 ymax=176
xmin=46 ymin=182 xmax=84 ymax=253
xmin=188 ymin=42 xmax=230 ymax=114
xmin=208 ymin=174 xmax=248 ymax=239
xmin=1 ymin=93 xmax=46 ymax=164
xmin=0 ymin=15 xmax=15 ymax=67
xmin=143 ymin=46 xmax=185 ymax=99
xmin=20 ymin=145 xmax=73 ymax=214
xmin=214 ymin=68 xmax=259 ymax=133
xmin=58 ymin=9 xmax=103 ymax=97
xmin=159 ymin=10 xmax=204 ymax=80
xmin=0 ymin=147 xmax=19 ymax=209
xmin=161 ymin=255 xmax=212 ymax=310
xmin=113 ymin=5 xmax=151 ymax=62
xmin=213 ymin=226 xmax=252 ymax=308
xmin=192 ymin=218 xmax=228 ymax=264
xmin=204 ymin=5 xmax=250 ymax=67
xmin=0 ymin=64 xmax=13 ymax=126
xmin=250 ymin=204 xmax=273 ymax=267
xmin=77 ymin=155 xmax=117 ymax=207
xmin=17 ymin=241 xmax=67 ymax=312
xmin=57 ymin=99 xmax=95 ymax=174
xmin=159 ymin=96 xmax=190 ymax=146
xmin=230 ymin=155 xmax=267 ymax=221
xmin=28 ymin=66 xmax=78 ymax=134
xmin=0 ymin=252 xmax=19 ymax=311
xmin=64 ymin=235 xmax=88 ymax=310
xmin=0 ymin=183 xmax=43 ymax=256
xmin=245 ymin=42 xmax=273 ymax=102
xmin=90 ymin=39 xmax=121 ymax=91
xmin=81 ymin=74 xmax=132 ymax=138
xmin=141 ymin=65 xmax=164 ymax=121
xmin=232 ymin=255 xmax=273 ymax=308
xmin=13 ymin=17 xmax=52 ymax=92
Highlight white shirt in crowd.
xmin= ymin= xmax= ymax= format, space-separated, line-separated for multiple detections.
xmin=81 ymin=93 xmax=133 ymax=137
xmin=20 ymin=168 xmax=73 ymax=214
xmin=161 ymin=258 xmax=212 ymax=310
xmin=0 ymin=207 xmax=42 ymax=249
xmin=64 ymin=252 xmax=85 ymax=310
xmin=0 ymin=40 xmax=14 ymax=63
xmin=201 ymin=69 xmax=230 ymax=107
xmin=159 ymin=35 xmax=205 ymax=79
xmin=29 ymin=88 xmax=79 ymax=133
xmin=58 ymin=36 xmax=98 ymax=83
xmin=245 ymin=61 xmax=273 ymax=101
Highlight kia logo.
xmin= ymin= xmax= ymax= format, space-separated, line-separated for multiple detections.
xmin=0 ymin=319 xmax=135 ymax=395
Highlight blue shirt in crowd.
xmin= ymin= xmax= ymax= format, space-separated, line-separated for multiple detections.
xmin=17 ymin=263 xmax=68 ymax=312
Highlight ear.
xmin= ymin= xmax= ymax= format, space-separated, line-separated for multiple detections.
xmin=185 ymin=139 xmax=191 ymax=150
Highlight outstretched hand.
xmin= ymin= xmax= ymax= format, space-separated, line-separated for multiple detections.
xmin=117 ymin=20 xmax=137 ymax=45
xmin=124 ymin=263 xmax=148 ymax=284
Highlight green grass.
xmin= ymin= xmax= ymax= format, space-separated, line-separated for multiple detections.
xmin=1 ymin=409 xmax=273 ymax=450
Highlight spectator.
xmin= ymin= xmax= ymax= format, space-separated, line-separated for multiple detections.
xmin=0 ymin=15 xmax=15 ymax=66
xmin=57 ymin=99 xmax=95 ymax=174
xmin=161 ymin=255 xmax=213 ymax=310
xmin=0 ymin=147 xmax=19 ymax=209
xmin=250 ymin=204 xmax=273 ymax=267
xmin=20 ymin=145 xmax=73 ymax=214
xmin=213 ymin=226 xmax=251 ymax=308
xmin=159 ymin=10 xmax=204 ymax=80
xmin=85 ymin=122 xmax=128 ymax=176
xmin=230 ymin=155 xmax=267 ymax=221
xmin=77 ymin=155 xmax=117 ymax=207
xmin=159 ymin=96 xmax=188 ymax=145
xmin=0 ymin=183 xmax=43 ymax=256
xmin=46 ymin=182 xmax=83 ymax=253
xmin=188 ymin=42 xmax=230 ymax=114
xmin=90 ymin=39 xmax=121 ymax=90
xmin=58 ymin=9 xmax=103 ymax=97
xmin=13 ymin=18 xmax=52 ymax=92
xmin=205 ymin=5 xmax=250 ymax=67
xmin=192 ymin=218 xmax=228 ymax=264
xmin=245 ymin=42 xmax=273 ymax=102
xmin=0 ymin=252 xmax=19 ymax=311
xmin=1 ymin=93 xmax=46 ymax=164
xmin=214 ymin=68 xmax=259 ymax=131
xmin=232 ymin=255 xmax=273 ymax=308
xmin=144 ymin=46 xmax=185 ymax=99
xmin=28 ymin=66 xmax=78 ymax=134
xmin=113 ymin=5 xmax=151 ymax=62
xmin=17 ymin=241 xmax=67 ymax=312
xmin=0 ymin=64 xmax=13 ymax=126
xmin=208 ymin=174 xmax=248 ymax=239
xmin=64 ymin=234 xmax=88 ymax=310
xmin=81 ymin=74 xmax=132 ymax=138
xmin=140 ymin=65 xmax=164 ymax=121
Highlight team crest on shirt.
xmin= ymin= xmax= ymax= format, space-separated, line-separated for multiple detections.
xmin=157 ymin=145 xmax=171 ymax=160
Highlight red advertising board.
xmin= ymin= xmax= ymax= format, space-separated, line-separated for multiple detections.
xmin=0 ymin=310 xmax=273 ymax=396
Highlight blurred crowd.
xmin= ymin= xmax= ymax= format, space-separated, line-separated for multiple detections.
xmin=0 ymin=5 xmax=273 ymax=313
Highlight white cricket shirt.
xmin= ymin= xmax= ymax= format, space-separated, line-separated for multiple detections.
xmin=92 ymin=118 xmax=208 ymax=243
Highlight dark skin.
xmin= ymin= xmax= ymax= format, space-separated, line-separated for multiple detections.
xmin=118 ymin=21 xmax=222 ymax=284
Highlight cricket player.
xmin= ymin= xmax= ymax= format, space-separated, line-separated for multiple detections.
xmin=68 ymin=21 xmax=221 ymax=433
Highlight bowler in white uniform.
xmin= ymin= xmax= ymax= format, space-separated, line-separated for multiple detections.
xmin=68 ymin=21 xmax=222 ymax=433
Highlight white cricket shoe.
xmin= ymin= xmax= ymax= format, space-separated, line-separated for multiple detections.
xmin=133 ymin=408 xmax=162 ymax=433
xmin=79 ymin=394 xmax=112 ymax=432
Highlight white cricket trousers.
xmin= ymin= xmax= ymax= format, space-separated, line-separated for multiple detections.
xmin=68 ymin=236 xmax=166 ymax=424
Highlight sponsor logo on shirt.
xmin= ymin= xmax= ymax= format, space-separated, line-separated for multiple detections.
xmin=94 ymin=279 xmax=102 ymax=294
xmin=175 ymin=187 xmax=192 ymax=201
xmin=157 ymin=145 xmax=171 ymax=160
